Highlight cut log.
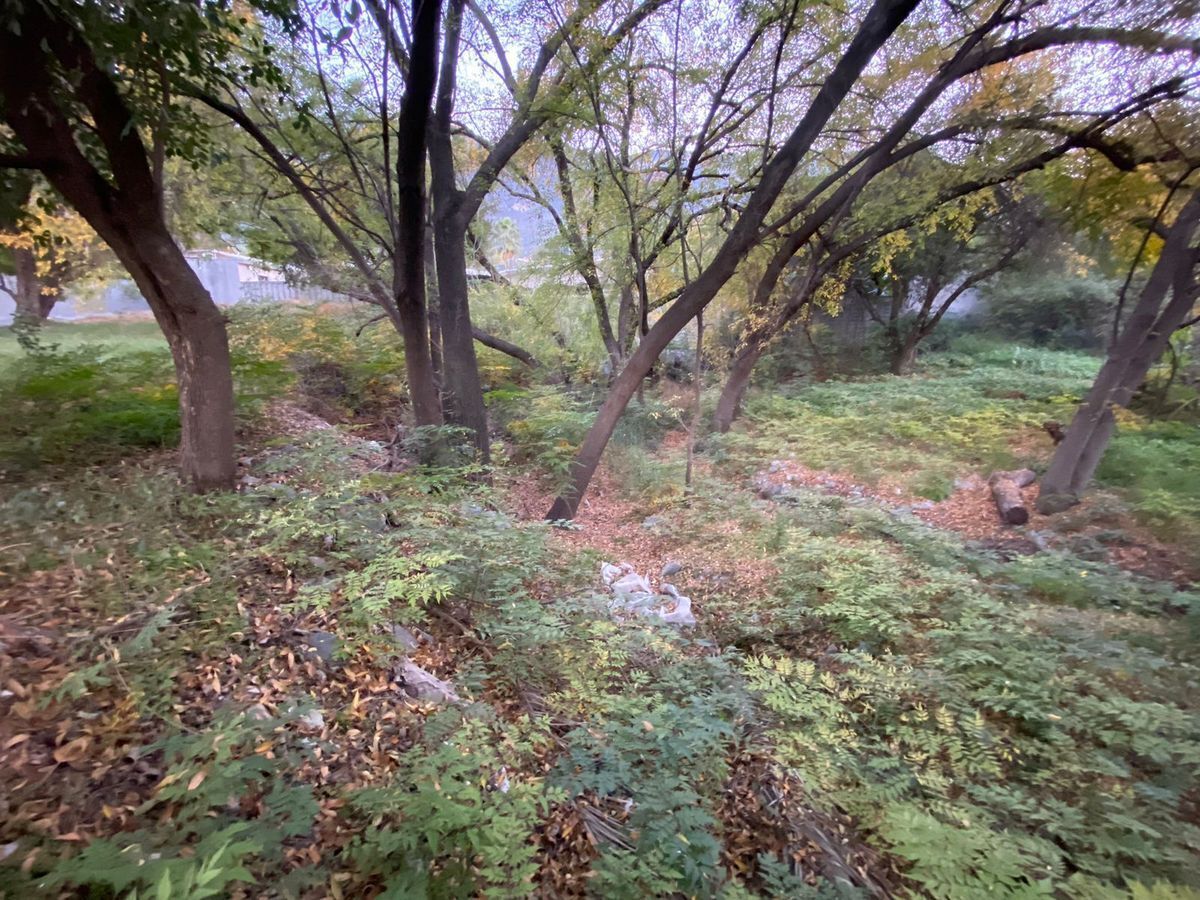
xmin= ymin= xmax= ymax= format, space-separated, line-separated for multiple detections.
xmin=992 ymin=468 xmax=1036 ymax=488
xmin=988 ymin=469 xmax=1035 ymax=525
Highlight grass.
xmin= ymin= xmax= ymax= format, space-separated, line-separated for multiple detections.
xmin=0 ymin=319 xmax=166 ymax=364
xmin=727 ymin=337 xmax=1200 ymax=544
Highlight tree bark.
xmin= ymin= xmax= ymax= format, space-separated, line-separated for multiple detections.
xmin=392 ymin=0 xmax=445 ymax=429
xmin=889 ymin=336 xmax=919 ymax=375
xmin=1039 ymin=190 xmax=1200 ymax=510
xmin=713 ymin=342 xmax=765 ymax=433
xmin=429 ymin=0 xmax=490 ymax=461
xmin=472 ymin=326 xmax=539 ymax=368
xmin=10 ymin=246 xmax=43 ymax=322
xmin=546 ymin=0 xmax=919 ymax=519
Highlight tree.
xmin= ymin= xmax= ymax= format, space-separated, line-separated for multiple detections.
xmin=546 ymin=0 xmax=1200 ymax=517
xmin=0 ymin=186 xmax=107 ymax=323
xmin=863 ymin=190 xmax=1039 ymax=375
xmin=1038 ymin=185 xmax=1200 ymax=511
xmin=0 ymin=0 xmax=294 ymax=491
xmin=426 ymin=0 xmax=672 ymax=458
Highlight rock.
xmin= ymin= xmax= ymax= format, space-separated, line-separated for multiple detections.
xmin=890 ymin=506 xmax=912 ymax=518
xmin=239 ymin=474 xmax=261 ymax=487
xmin=1028 ymin=530 xmax=1052 ymax=552
xmin=397 ymin=661 xmax=460 ymax=705
xmin=308 ymin=556 xmax=329 ymax=571
xmin=246 ymin=703 xmax=271 ymax=722
xmin=390 ymin=624 xmax=421 ymax=653
xmin=303 ymin=630 xmax=338 ymax=663
xmin=913 ymin=500 xmax=935 ymax=510
xmin=297 ymin=708 xmax=324 ymax=730
xmin=768 ymin=460 xmax=784 ymax=474
xmin=661 ymin=561 xmax=683 ymax=578
xmin=1036 ymin=491 xmax=1079 ymax=515
xmin=238 ymin=456 xmax=255 ymax=467
xmin=953 ymin=477 xmax=979 ymax=491
xmin=641 ymin=515 xmax=666 ymax=530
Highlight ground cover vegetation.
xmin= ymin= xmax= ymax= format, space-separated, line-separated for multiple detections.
xmin=2 ymin=0 xmax=1200 ymax=895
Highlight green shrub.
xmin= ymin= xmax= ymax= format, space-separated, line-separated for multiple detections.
xmin=980 ymin=273 xmax=1116 ymax=349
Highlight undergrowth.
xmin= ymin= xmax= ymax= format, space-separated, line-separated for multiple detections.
xmin=3 ymin=326 xmax=1198 ymax=899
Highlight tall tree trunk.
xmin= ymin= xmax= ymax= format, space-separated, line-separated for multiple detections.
xmin=392 ymin=0 xmax=444 ymax=429
xmin=1039 ymin=191 xmax=1200 ymax=511
xmin=429 ymin=0 xmax=489 ymax=461
xmin=545 ymin=0 xmax=919 ymax=520
xmin=122 ymin=228 xmax=236 ymax=492
xmin=114 ymin=226 xmax=237 ymax=492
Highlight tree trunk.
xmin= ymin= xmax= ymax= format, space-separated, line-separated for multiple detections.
xmin=713 ymin=343 xmax=765 ymax=433
xmin=685 ymin=310 xmax=703 ymax=489
xmin=429 ymin=0 xmax=489 ymax=461
xmin=392 ymin=0 xmax=443 ymax=429
xmin=546 ymin=0 xmax=919 ymax=520
xmin=432 ymin=212 xmax=491 ymax=461
xmin=10 ymin=245 xmax=43 ymax=322
xmin=889 ymin=336 xmax=919 ymax=375
xmin=1039 ymin=191 xmax=1200 ymax=511
xmin=122 ymin=228 xmax=237 ymax=492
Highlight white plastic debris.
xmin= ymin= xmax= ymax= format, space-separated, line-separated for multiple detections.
xmin=612 ymin=571 xmax=652 ymax=597
xmin=601 ymin=562 xmax=696 ymax=627
xmin=601 ymin=561 xmax=634 ymax=586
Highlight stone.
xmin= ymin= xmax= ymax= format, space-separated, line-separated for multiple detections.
xmin=660 ymin=561 xmax=683 ymax=578
xmin=390 ymin=624 xmax=421 ymax=653
xmin=913 ymin=500 xmax=935 ymax=510
xmin=768 ymin=460 xmax=784 ymax=474
xmin=297 ymin=708 xmax=324 ymax=730
xmin=239 ymin=474 xmax=261 ymax=487
xmin=1028 ymin=530 xmax=1052 ymax=552
xmin=1035 ymin=491 xmax=1079 ymax=515
xmin=303 ymin=630 xmax=338 ymax=663
xmin=641 ymin=515 xmax=666 ymax=530
xmin=246 ymin=703 xmax=271 ymax=722
xmin=398 ymin=661 xmax=460 ymax=705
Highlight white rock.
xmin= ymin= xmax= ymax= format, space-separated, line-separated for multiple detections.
xmin=297 ymin=709 xmax=324 ymax=730
xmin=398 ymin=661 xmax=460 ymax=705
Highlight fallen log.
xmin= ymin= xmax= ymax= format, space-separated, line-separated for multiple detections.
xmin=988 ymin=468 xmax=1036 ymax=525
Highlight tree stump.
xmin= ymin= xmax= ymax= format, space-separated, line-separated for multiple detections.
xmin=988 ymin=469 xmax=1036 ymax=525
